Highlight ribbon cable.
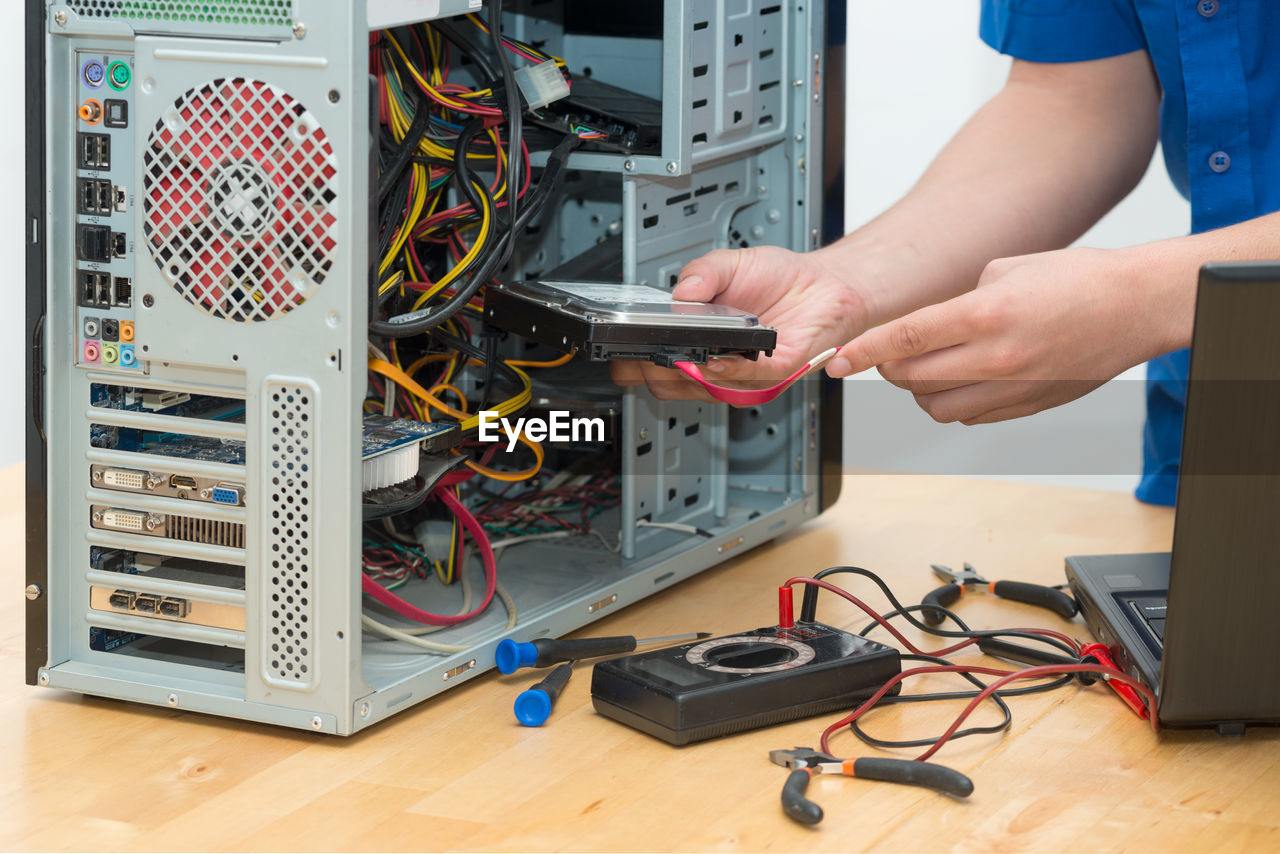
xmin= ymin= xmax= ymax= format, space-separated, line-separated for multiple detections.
xmin=673 ymin=347 xmax=842 ymax=406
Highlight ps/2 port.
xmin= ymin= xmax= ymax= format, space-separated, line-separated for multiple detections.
xmin=107 ymin=62 xmax=131 ymax=91
xmin=82 ymin=60 xmax=105 ymax=89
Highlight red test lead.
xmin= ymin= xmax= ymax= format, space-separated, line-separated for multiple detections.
xmin=1080 ymin=642 xmax=1151 ymax=720
xmin=778 ymin=586 xmax=795 ymax=629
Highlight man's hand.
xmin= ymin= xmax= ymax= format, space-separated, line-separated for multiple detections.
xmin=611 ymin=245 xmax=869 ymax=401
xmin=826 ymin=247 xmax=1160 ymax=424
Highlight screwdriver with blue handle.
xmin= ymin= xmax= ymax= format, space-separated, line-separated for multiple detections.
xmin=921 ymin=563 xmax=1077 ymax=626
xmin=499 ymin=632 xmax=710 ymax=727
xmin=496 ymin=631 xmax=710 ymax=675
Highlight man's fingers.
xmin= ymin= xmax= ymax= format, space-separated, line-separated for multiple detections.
xmin=827 ymin=299 xmax=972 ymax=377
xmin=877 ymin=348 xmax=978 ymax=396
xmin=911 ymin=380 xmax=1037 ymax=425
xmin=673 ymin=249 xmax=744 ymax=302
xmin=609 ymin=360 xmax=647 ymax=387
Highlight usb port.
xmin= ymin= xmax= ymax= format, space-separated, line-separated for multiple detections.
xmin=77 ymin=132 xmax=110 ymax=170
xmin=159 ymin=597 xmax=189 ymax=618
xmin=78 ymin=270 xmax=101 ymax=307
xmin=95 ymin=274 xmax=113 ymax=307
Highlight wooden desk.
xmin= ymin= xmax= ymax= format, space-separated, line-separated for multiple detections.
xmin=3 ymin=465 xmax=1278 ymax=852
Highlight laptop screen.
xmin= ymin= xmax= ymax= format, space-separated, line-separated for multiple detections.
xmin=1161 ymin=263 xmax=1280 ymax=724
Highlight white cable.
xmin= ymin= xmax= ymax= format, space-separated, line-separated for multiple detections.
xmin=361 ymin=580 xmax=518 ymax=653
xmin=636 ymin=519 xmax=701 ymax=536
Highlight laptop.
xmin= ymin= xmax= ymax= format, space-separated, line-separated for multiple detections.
xmin=1066 ymin=263 xmax=1280 ymax=733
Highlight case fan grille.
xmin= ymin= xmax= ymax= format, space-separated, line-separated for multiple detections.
xmin=142 ymin=78 xmax=337 ymax=322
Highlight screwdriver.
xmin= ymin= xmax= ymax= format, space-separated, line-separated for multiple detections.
xmin=514 ymin=662 xmax=574 ymax=727
xmin=495 ymin=631 xmax=711 ymax=674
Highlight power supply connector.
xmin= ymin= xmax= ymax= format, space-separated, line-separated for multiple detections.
xmin=514 ymin=60 xmax=569 ymax=112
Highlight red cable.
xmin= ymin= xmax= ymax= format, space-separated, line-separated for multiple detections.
xmin=674 ymin=348 xmax=841 ymax=406
xmin=818 ymin=662 xmax=1160 ymax=760
xmin=782 ymin=577 xmax=1080 ymax=658
xmin=360 ymin=487 xmax=496 ymax=625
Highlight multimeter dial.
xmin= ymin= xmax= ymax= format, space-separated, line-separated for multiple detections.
xmin=685 ymin=635 xmax=817 ymax=674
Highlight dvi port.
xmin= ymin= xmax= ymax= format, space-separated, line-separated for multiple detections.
xmin=94 ymin=508 xmax=158 ymax=533
xmin=96 ymin=467 xmax=146 ymax=490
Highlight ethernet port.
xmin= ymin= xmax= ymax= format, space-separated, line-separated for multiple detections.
xmin=112 ymin=276 xmax=132 ymax=307
xmin=112 ymin=231 xmax=127 ymax=258
xmin=101 ymin=319 xmax=119 ymax=342
xmin=77 ymin=224 xmax=111 ymax=262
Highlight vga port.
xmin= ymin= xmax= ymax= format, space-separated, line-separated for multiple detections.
xmin=209 ymin=484 xmax=243 ymax=506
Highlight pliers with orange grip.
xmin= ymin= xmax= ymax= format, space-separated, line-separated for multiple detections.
xmin=922 ymin=563 xmax=1077 ymax=626
xmin=768 ymin=747 xmax=972 ymax=825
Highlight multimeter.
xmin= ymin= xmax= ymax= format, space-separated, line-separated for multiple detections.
xmin=590 ymin=622 xmax=902 ymax=745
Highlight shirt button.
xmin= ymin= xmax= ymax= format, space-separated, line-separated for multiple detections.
xmin=1198 ymin=0 xmax=1219 ymax=17
xmin=1209 ymin=150 xmax=1231 ymax=173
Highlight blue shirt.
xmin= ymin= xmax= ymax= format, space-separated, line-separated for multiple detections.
xmin=979 ymin=0 xmax=1280 ymax=505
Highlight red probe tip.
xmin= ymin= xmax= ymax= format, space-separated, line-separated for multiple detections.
xmin=778 ymin=586 xmax=795 ymax=629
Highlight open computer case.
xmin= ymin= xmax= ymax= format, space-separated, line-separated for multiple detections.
xmin=25 ymin=0 xmax=847 ymax=734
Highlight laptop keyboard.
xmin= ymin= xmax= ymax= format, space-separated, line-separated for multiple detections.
xmin=1126 ymin=597 xmax=1168 ymax=647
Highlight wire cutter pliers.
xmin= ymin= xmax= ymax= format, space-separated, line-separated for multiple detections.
xmin=768 ymin=747 xmax=973 ymax=825
xmin=922 ymin=563 xmax=1078 ymax=626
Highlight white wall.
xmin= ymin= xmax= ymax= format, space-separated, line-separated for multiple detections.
xmin=841 ymin=0 xmax=1190 ymax=491
xmin=1 ymin=21 xmax=25 ymax=467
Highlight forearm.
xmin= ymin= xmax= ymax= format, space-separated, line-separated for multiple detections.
xmin=1125 ymin=210 xmax=1280 ymax=359
xmin=820 ymin=52 xmax=1160 ymax=328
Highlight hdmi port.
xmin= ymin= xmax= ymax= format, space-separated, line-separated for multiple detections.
xmin=169 ymin=475 xmax=198 ymax=491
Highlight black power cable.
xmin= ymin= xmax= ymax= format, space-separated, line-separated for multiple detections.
xmin=369 ymin=132 xmax=580 ymax=337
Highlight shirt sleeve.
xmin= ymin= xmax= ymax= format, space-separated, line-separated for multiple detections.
xmin=980 ymin=0 xmax=1146 ymax=63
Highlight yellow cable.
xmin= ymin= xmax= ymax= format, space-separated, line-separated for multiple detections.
xmin=367 ymin=357 xmax=543 ymax=482
xmin=507 ymin=352 xmax=575 ymax=368
xmin=408 ymin=181 xmax=492 ymax=307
